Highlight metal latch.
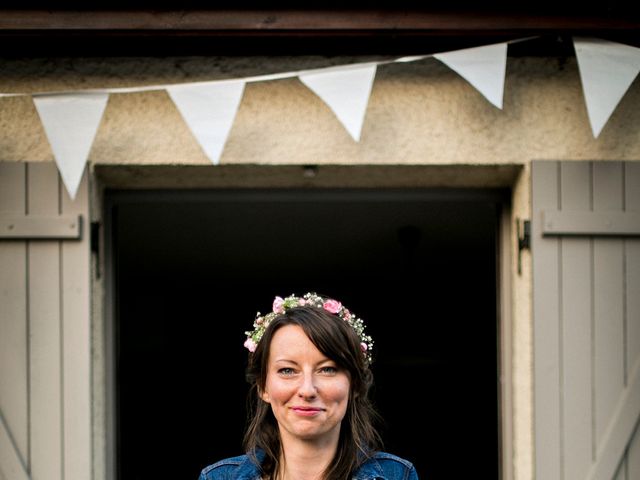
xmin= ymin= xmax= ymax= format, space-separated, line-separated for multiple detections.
xmin=516 ymin=218 xmax=530 ymax=275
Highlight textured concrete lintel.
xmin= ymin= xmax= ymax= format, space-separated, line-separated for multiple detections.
xmin=94 ymin=163 xmax=523 ymax=190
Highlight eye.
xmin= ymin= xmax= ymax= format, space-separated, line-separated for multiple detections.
xmin=318 ymin=366 xmax=338 ymax=375
xmin=277 ymin=367 xmax=296 ymax=376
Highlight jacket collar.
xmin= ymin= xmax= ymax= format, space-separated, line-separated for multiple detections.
xmin=353 ymin=456 xmax=387 ymax=480
xmin=237 ymin=450 xmax=387 ymax=480
xmin=235 ymin=450 xmax=265 ymax=480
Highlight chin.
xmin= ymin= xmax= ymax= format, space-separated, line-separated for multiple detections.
xmin=292 ymin=426 xmax=339 ymax=442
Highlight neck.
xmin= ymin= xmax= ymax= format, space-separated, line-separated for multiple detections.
xmin=277 ymin=436 xmax=338 ymax=480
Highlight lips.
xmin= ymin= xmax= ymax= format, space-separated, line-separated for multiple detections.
xmin=291 ymin=406 xmax=324 ymax=416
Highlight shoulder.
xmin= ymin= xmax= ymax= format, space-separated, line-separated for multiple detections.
xmin=369 ymin=451 xmax=416 ymax=469
xmin=355 ymin=451 xmax=419 ymax=480
xmin=198 ymin=454 xmax=260 ymax=480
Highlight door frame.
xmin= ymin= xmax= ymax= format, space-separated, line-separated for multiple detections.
xmin=94 ymin=163 xmax=517 ymax=480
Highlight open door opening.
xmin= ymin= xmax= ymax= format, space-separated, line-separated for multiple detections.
xmin=107 ymin=187 xmax=505 ymax=480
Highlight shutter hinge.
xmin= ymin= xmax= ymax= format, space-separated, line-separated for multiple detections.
xmin=516 ymin=218 xmax=530 ymax=275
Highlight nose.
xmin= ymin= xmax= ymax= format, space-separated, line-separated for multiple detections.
xmin=297 ymin=372 xmax=317 ymax=399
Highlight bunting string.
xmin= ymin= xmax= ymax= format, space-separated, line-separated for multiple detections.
xmin=0 ymin=36 xmax=638 ymax=199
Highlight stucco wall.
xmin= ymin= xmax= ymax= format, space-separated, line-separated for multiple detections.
xmin=1 ymin=53 xmax=638 ymax=480
xmin=1 ymin=55 xmax=639 ymax=166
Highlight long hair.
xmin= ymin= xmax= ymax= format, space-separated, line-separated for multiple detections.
xmin=242 ymin=304 xmax=382 ymax=480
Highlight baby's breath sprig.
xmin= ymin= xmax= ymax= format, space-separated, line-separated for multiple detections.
xmin=244 ymin=292 xmax=374 ymax=364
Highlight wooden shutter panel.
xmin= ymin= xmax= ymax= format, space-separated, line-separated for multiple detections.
xmin=532 ymin=160 xmax=640 ymax=480
xmin=0 ymin=162 xmax=91 ymax=480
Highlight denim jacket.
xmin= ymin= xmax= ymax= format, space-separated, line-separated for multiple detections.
xmin=198 ymin=450 xmax=419 ymax=480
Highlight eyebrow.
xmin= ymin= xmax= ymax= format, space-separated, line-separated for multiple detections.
xmin=272 ymin=358 xmax=334 ymax=366
xmin=272 ymin=358 xmax=297 ymax=364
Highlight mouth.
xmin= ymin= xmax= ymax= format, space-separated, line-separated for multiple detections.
xmin=291 ymin=406 xmax=324 ymax=416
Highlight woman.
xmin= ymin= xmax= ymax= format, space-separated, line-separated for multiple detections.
xmin=198 ymin=292 xmax=419 ymax=480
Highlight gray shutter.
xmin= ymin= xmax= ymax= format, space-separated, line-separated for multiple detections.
xmin=0 ymin=162 xmax=91 ymax=480
xmin=532 ymin=160 xmax=640 ymax=480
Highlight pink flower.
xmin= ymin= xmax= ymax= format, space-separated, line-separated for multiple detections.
xmin=244 ymin=337 xmax=257 ymax=352
xmin=272 ymin=296 xmax=285 ymax=314
xmin=343 ymin=308 xmax=351 ymax=320
xmin=323 ymin=299 xmax=342 ymax=314
xmin=360 ymin=342 xmax=368 ymax=352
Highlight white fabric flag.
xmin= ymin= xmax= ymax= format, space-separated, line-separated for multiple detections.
xmin=434 ymin=42 xmax=508 ymax=109
xmin=299 ymin=64 xmax=377 ymax=142
xmin=573 ymin=37 xmax=640 ymax=138
xmin=33 ymin=92 xmax=108 ymax=200
xmin=167 ymin=80 xmax=245 ymax=165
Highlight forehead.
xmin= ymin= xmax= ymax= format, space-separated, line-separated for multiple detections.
xmin=270 ymin=324 xmax=313 ymax=348
xmin=268 ymin=325 xmax=322 ymax=359
xmin=267 ymin=324 xmax=352 ymax=382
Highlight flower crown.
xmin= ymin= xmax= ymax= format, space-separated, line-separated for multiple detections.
xmin=244 ymin=292 xmax=374 ymax=364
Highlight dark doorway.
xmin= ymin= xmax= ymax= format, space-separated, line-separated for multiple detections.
xmin=107 ymin=187 xmax=504 ymax=480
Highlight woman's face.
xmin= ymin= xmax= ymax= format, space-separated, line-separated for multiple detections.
xmin=261 ymin=324 xmax=351 ymax=446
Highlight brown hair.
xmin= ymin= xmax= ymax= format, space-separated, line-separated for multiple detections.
xmin=242 ymin=303 xmax=382 ymax=480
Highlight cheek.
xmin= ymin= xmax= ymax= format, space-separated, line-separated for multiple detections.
xmin=327 ymin=378 xmax=351 ymax=404
xmin=263 ymin=379 xmax=295 ymax=403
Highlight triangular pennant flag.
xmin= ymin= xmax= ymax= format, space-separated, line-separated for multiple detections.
xmin=434 ymin=42 xmax=508 ymax=109
xmin=299 ymin=64 xmax=377 ymax=142
xmin=33 ymin=92 xmax=108 ymax=199
xmin=167 ymin=80 xmax=245 ymax=165
xmin=573 ymin=37 xmax=640 ymax=138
